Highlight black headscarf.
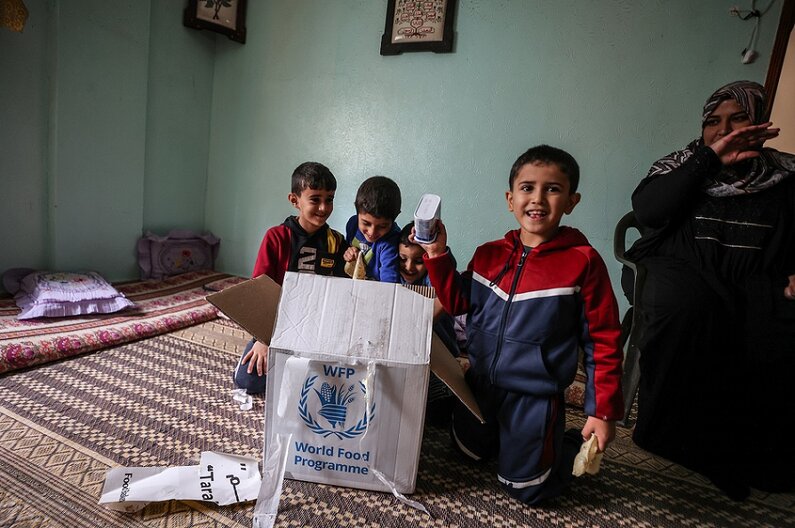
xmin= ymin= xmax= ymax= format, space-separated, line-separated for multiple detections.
xmin=647 ymin=80 xmax=795 ymax=197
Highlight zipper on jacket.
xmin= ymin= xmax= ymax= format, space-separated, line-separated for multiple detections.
xmin=489 ymin=246 xmax=529 ymax=384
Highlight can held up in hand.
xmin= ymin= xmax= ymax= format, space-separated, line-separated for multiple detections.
xmin=413 ymin=194 xmax=441 ymax=244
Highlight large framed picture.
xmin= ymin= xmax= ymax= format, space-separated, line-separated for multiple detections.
xmin=380 ymin=0 xmax=457 ymax=55
xmin=183 ymin=0 xmax=247 ymax=44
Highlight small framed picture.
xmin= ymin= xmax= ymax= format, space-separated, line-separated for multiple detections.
xmin=183 ymin=0 xmax=247 ymax=44
xmin=380 ymin=0 xmax=457 ymax=56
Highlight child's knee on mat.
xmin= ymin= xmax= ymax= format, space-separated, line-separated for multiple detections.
xmin=234 ymin=367 xmax=267 ymax=394
xmin=500 ymin=478 xmax=554 ymax=506
xmin=499 ymin=468 xmax=569 ymax=506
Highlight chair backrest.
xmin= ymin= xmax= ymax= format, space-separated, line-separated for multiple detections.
xmin=612 ymin=211 xmax=646 ymax=426
xmin=613 ymin=211 xmax=641 ymax=271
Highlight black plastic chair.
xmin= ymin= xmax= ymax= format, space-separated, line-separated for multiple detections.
xmin=613 ymin=212 xmax=645 ymax=426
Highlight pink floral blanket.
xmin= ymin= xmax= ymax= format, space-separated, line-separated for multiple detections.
xmin=0 ymin=270 xmax=244 ymax=374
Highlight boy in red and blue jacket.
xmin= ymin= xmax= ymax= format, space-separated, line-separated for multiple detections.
xmin=415 ymin=145 xmax=623 ymax=505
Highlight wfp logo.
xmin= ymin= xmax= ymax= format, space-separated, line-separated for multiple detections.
xmin=299 ymin=367 xmax=375 ymax=439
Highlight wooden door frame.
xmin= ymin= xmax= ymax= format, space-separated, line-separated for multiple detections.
xmin=764 ymin=0 xmax=795 ymax=118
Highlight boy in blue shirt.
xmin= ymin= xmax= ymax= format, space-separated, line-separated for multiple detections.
xmin=344 ymin=176 xmax=402 ymax=283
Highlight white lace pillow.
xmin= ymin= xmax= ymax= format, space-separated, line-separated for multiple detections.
xmin=14 ymin=271 xmax=134 ymax=320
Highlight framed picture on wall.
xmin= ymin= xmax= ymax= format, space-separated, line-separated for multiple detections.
xmin=183 ymin=0 xmax=247 ymax=44
xmin=380 ymin=0 xmax=457 ymax=55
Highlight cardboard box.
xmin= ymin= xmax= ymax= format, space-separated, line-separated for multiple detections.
xmin=208 ymin=272 xmax=481 ymax=494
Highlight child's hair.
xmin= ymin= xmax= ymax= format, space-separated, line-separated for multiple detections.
xmin=399 ymin=222 xmax=416 ymax=246
xmin=508 ymin=145 xmax=580 ymax=193
xmin=354 ymin=176 xmax=402 ymax=220
xmin=291 ymin=162 xmax=337 ymax=194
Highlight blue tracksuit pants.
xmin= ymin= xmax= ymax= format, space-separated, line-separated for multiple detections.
xmin=451 ymin=371 xmax=580 ymax=505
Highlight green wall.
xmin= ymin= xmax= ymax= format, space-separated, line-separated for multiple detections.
xmin=0 ymin=0 xmax=214 ymax=283
xmin=204 ymin=0 xmax=779 ymax=298
xmin=144 ymin=1 xmax=215 ymax=234
xmin=1 ymin=0 xmax=49 ymax=274
xmin=49 ymin=1 xmax=150 ymax=278
xmin=0 ymin=0 xmax=782 ymax=302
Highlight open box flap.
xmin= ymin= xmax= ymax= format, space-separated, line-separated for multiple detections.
xmin=430 ymin=332 xmax=484 ymax=423
xmin=206 ymin=274 xmax=281 ymax=345
xmin=206 ymin=274 xmax=483 ymax=422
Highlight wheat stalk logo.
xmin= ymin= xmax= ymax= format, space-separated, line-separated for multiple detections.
xmin=299 ymin=376 xmax=375 ymax=439
xmin=314 ymin=382 xmax=356 ymax=428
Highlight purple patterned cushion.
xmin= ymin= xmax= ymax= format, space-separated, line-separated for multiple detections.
xmin=137 ymin=230 xmax=220 ymax=280
xmin=14 ymin=271 xmax=135 ymax=320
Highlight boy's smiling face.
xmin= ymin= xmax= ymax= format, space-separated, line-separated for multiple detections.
xmin=398 ymin=243 xmax=427 ymax=284
xmin=357 ymin=213 xmax=393 ymax=243
xmin=289 ymin=188 xmax=335 ymax=234
xmin=506 ymin=162 xmax=580 ymax=247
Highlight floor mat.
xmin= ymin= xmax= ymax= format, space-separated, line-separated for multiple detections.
xmin=1 ymin=318 xmax=792 ymax=527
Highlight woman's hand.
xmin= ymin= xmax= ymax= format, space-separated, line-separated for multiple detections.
xmin=785 ymin=274 xmax=795 ymax=301
xmin=709 ymin=122 xmax=780 ymax=165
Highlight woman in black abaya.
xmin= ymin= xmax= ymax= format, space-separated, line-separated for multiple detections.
xmin=626 ymin=80 xmax=795 ymax=500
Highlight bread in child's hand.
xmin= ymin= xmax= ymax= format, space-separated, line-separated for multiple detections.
xmin=572 ymin=433 xmax=603 ymax=476
xmin=344 ymin=260 xmax=356 ymax=278
xmin=345 ymin=252 xmax=367 ymax=280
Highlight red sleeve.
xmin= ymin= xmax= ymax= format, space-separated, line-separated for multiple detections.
xmin=423 ymin=251 xmax=472 ymax=316
xmin=251 ymin=226 xmax=290 ymax=285
xmin=578 ymin=247 xmax=624 ymax=420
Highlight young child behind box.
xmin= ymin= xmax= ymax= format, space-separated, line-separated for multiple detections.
xmin=233 ymin=161 xmax=349 ymax=394
xmin=344 ymin=176 xmax=402 ymax=283
xmin=415 ymin=145 xmax=624 ymax=505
